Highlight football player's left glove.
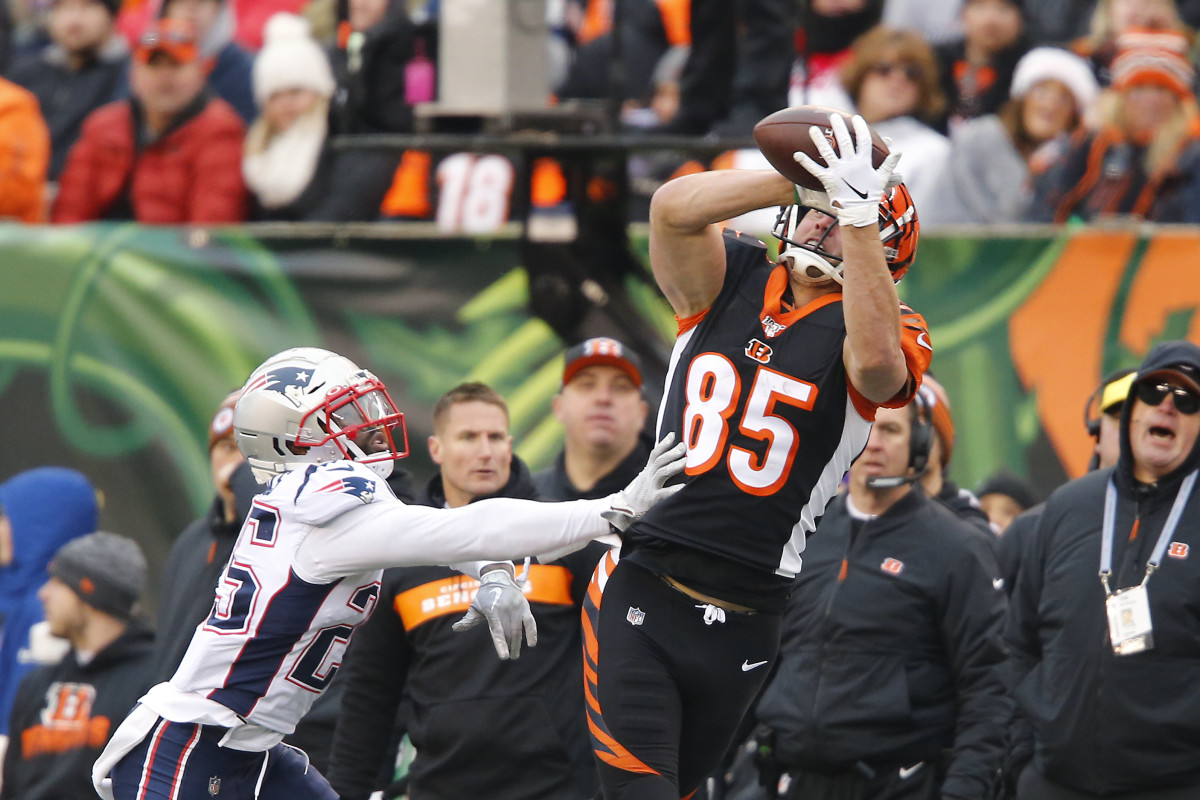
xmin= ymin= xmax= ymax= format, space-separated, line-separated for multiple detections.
xmin=602 ymin=432 xmax=687 ymax=532
xmin=452 ymin=564 xmax=537 ymax=660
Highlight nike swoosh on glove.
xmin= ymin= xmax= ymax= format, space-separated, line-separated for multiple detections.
xmin=792 ymin=113 xmax=901 ymax=228
xmin=602 ymin=432 xmax=687 ymax=532
xmin=451 ymin=566 xmax=537 ymax=660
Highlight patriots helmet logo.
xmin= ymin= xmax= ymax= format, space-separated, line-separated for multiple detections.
xmin=244 ymin=366 xmax=314 ymax=409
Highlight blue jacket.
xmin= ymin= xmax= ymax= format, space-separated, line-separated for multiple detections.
xmin=0 ymin=467 xmax=97 ymax=736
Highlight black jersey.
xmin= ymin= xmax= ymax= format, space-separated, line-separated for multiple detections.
xmin=624 ymin=231 xmax=931 ymax=609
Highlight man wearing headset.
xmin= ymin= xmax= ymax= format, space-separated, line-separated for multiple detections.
xmin=753 ymin=394 xmax=1010 ymax=800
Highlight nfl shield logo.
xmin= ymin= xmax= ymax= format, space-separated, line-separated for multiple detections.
xmin=208 ymin=776 xmax=221 ymax=796
xmin=626 ymin=606 xmax=645 ymax=626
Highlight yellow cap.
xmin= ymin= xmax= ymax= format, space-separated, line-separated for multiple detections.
xmin=1100 ymin=372 xmax=1136 ymax=414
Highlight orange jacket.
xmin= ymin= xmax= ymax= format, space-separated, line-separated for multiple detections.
xmin=0 ymin=78 xmax=49 ymax=223
xmin=52 ymin=96 xmax=246 ymax=225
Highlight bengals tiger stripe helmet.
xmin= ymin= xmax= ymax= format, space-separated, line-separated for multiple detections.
xmin=772 ymin=181 xmax=920 ymax=285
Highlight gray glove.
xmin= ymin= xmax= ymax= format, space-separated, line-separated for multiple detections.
xmin=451 ymin=566 xmax=537 ymax=660
xmin=602 ymin=433 xmax=687 ymax=532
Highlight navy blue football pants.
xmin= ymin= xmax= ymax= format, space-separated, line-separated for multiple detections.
xmin=583 ymin=551 xmax=783 ymax=799
xmin=110 ymin=718 xmax=337 ymax=800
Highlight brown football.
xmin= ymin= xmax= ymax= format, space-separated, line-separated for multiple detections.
xmin=753 ymin=106 xmax=890 ymax=190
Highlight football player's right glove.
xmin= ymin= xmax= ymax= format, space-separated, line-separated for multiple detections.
xmin=602 ymin=433 xmax=687 ymax=532
xmin=793 ymin=113 xmax=901 ymax=228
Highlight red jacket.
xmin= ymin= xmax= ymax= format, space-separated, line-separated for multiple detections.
xmin=52 ymin=95 xmax=246 ymax=224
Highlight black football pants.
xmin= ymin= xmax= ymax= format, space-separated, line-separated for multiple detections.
xmin=583 ymin=551 xmax=782 ymax=800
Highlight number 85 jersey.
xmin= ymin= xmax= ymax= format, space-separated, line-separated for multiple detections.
xmin=631 ymin=231 xmax=931 ymax=590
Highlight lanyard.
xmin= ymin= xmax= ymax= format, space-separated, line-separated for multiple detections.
xmin=1100 ymin=470 xmax=1197 ymax=596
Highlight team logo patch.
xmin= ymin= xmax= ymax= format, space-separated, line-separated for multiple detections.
xmin=208 ymin=776 xmax=221 ymax=796
xmin=1169 ymin=542 xmax=1190 ymax=559
xmin=881 ymin=558 xmax=904 ymax=575
xmin=626 ymin=606 xmax=645 ymax=626
xmin=745 ymin=338 xmax=773 ymax=364
xmin=315 ymin=476 xmax=375 ymax=503
xmin=761 ymin=315 xmax=787 ymax=338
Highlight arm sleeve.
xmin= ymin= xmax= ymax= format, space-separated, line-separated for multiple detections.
xmin=938 ymin=531 xmax=1011 ymax=800
xmin=296 ymin=497 xmax=611 ymax=582
xmin=327 ymin=579 xmax=411 ymax=800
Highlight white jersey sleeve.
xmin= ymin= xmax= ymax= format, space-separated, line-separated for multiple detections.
xmin=295 ymin=491 xmax=612 ymax=582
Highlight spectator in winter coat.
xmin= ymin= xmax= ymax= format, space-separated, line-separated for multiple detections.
xmin=923 ymin=46 xmax=1098 ymax=224
xmin=52 ymin=18 xmax=246 ymax=223
xmin=6 ymin=0 xmax=128 ymax=181
xmin=1030 ymin=30 xmax=1200 ymax=223
xmin=0 ymin=76 xmax=50 ymax=221
xmin=839 ymin=25 xmax=951 ymax=212
xmin=244 ymin=13 xmax=396 ymax=221
xmin=327 ymin=0 xmax=414 ymax=135
xmin=934 ymin=0 xmax=1028 ymax=134
xmin=162 ymin=0 xmax=256 ymax=122
xmin=0 ymin=532 xmax=154 ymax=800
xmin=0 ymin=468 xmax=99 ymax=739
xmin=1007 ymin=340 xmax=1200 ymax=798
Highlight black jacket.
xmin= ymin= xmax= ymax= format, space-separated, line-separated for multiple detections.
xmin=935 ymin=478 xmax=994 ymax=534
xmin=150 ymin=461 xmax=260 ymax=681
xmin=756 ymin=488 xmax=1009 ymax=799
xmin=1 ymin=623 xmax=154 ymax=800
xmin=248 ymin=144 xmax=399 ymax=223
xmin=328 ymin=4 xmax=414 ymax=135
xmin=6 ymin=39 xmax=129 ymax=180
xmin=1006 ymin=342 xmax=1200 ymax=793
xmin=328 ymin=456 xmax=605 ymax=800
xmin=533 ymin=437 xmax=651 ymax=501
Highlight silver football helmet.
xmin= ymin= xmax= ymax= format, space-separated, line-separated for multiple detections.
xmin=233 ymin=347 xmax=409 ymax=483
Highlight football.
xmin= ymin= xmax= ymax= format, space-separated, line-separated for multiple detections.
xmin=753 ymin=106 xmax=890 ymax=191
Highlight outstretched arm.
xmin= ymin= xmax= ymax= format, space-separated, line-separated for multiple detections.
xmin=793 ymin=115 xmax=909 ymax=403
xmin=649 ymin=169 xmax=794 ymax=318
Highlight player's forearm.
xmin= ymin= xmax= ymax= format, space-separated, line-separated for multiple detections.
xmin=298 ymin=498 xmax=611 ymax=579
xmin=650 ymin=170 xmax=794 ymax=232
xmin=840 ymin=225 xmax=906 ymax=403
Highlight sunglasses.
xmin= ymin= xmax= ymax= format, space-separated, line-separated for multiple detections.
xmin=868 ymin=62 xmax=924 ymax=82
xmin=1135 ymin=381 xmax=1200 ymax=415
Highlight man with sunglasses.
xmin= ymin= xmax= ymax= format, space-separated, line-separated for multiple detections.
xmin=1007 ymin=340 xmax=1200 ymax=800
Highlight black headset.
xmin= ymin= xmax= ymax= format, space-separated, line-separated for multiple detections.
xmin=864 ymin=391 xmax=934 ymax=490
xmin=908 ymin=393 xmax=934 ymax=476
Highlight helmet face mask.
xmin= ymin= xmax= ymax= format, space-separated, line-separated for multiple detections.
xmin=771 ymin=182 xmax=920 ymax=285
xmin=234 ymin=348 xmax=410 ymax=482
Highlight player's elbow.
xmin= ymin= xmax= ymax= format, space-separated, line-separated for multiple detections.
xmin=649 ymin=175 xmax=704 ymax=234
xmin=851 ymin=352 xmax=909 ymax=404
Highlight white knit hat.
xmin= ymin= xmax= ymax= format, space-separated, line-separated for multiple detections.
xmin=1010 ymin=47 xmax=1100 ymax=114
xmin=253 ymin=13 xmax=337 ymax=107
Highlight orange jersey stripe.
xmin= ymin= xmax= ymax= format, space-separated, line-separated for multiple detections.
xmin=394 ymin=565 xmax=573 ymax=630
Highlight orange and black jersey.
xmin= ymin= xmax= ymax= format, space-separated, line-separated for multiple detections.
xmin=622 ymin=230 xmax=932 ymax=611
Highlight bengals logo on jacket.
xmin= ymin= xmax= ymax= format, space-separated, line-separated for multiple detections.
xmin=20 ymin=682 xmax=110 ymax=757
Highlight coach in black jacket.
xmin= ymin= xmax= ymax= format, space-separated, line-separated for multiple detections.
xmin=328 ymin=382 xmax=604 ymax=800
xmin=1007 ymin=340 xmax=1200 ymax=799
xmin=756 ymin=400 xmax=1009 ymax=800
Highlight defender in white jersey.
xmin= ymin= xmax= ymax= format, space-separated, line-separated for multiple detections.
xmin=94 ymin=347 xmax=685 ymax=800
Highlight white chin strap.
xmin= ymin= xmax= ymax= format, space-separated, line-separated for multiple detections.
xmin=780 ymin=246 xmax=844 ymax=286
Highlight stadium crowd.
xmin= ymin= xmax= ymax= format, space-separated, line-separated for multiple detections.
xmin=0 ymin=0 xmax=1197 ymax=225
xmin=4 ymin=1 xmax=1200 ymax=800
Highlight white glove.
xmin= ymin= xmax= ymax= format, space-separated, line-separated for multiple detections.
xmin=602 ymin=433 xmax=687 ymax=532
xmin=451 ymin=565 xmax=537 ymax=660
xmin=792 ymin=113 xmax=901 ymax=228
